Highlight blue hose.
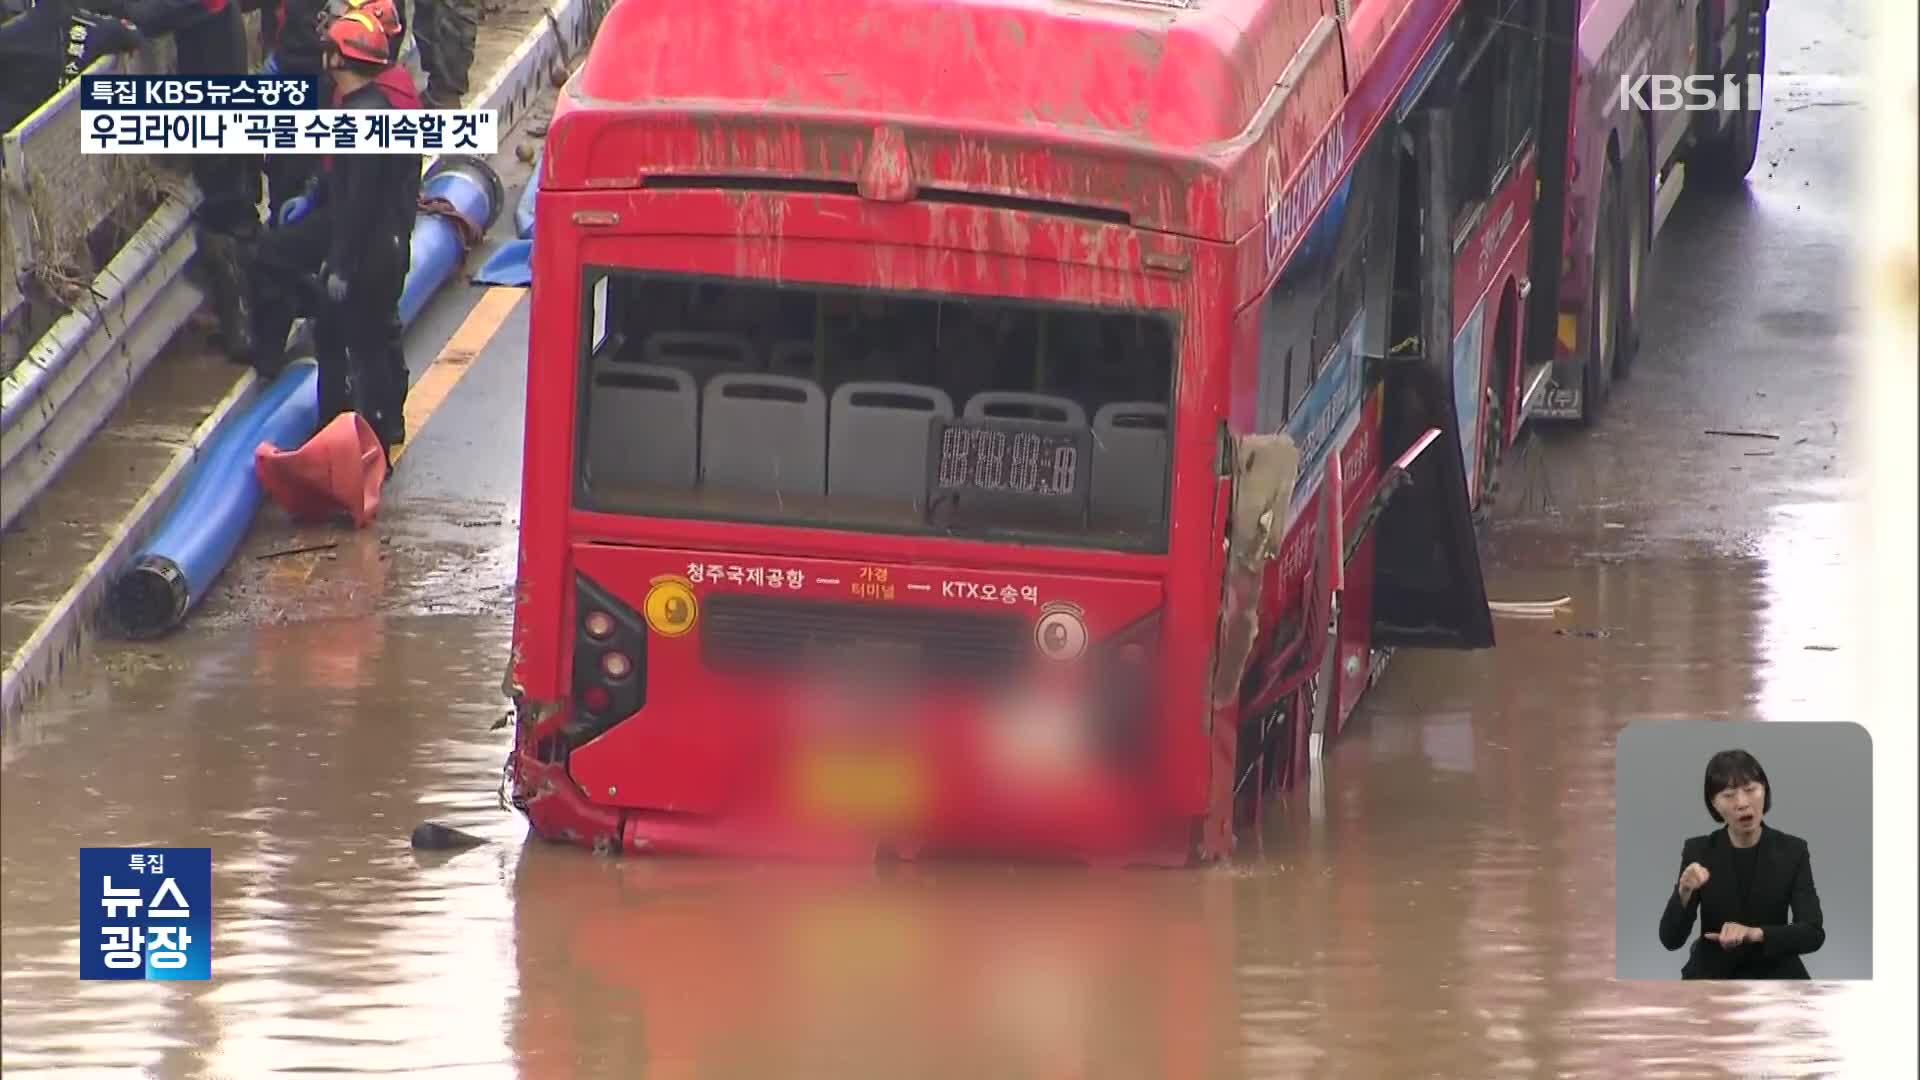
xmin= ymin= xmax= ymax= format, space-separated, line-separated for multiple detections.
xmin=514 ymin=147 xmax=541 ymax=239
xmin=108 ymin=156 xmax=504 ymax=639
xmin=108 ymin=361 xmax=318 ymax=637
xmin=401 ymin=158 xmax=503 ymax=327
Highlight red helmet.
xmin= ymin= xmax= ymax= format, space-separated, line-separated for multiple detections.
xmin=323 ymin=9 xmax=392 ymax=67
xmin=319 ymin=0 xmax=403 ymax=53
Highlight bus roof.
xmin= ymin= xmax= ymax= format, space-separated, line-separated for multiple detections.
xmin=566 ymin=0 xmax=1296 ymax=152
xmin=544 ymin=0 xmax=1455 ymax=244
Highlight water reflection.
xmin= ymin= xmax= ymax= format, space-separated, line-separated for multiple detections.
xmin=510 ymin=852 xmax=1240 ymax=1080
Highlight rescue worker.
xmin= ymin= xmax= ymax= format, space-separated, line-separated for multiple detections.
xmin=411 ymin=0 xmax=473 ymax=109
xmin=98 ymin=0 xmax=259 ymax=354
xmin=256 ymin=0 xmax=401 ymax=224
xmin=254 ymin=0 xmax=328 ymax=222
xmin=1 ymin=1 xmax=142 ymax=133
xmin=246 ymin=7 xmax=419 ymax=452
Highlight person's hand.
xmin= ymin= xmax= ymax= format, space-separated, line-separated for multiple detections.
xmin=274 ymin=193 xmax=314 ymax=227
xmin=79 ymin=17 xmax=143 ymax=64
xmin=1677 ymin=862 xmax=1710 ymax=900
xmin=1704 ymin=921 xmax=1760 ymax=948
xmin=325 ymin=271 xmax=349 ymax=304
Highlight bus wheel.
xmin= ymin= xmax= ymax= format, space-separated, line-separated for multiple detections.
xmin=1616 ymin=123 xmax=1651 ymax=378
xmin=1474 ymin=381 xmax=1503 ymax=523
xmin=1690 ymin=0 xmax=1768 ymax=189
xmin=1578 ymin=162 xmax=1624 ymax=428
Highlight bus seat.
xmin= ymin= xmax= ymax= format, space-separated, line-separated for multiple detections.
xmin=961 ymin=391 xmax=1088 ymax=430
xmin=587 ymin=361 xmax=698 ymax=489
xmin=700 ymin=373 xmax=827 ymax=496
xmin=642 ymin=331 xmax=758 ymax=382
xmin=1091 ymin=402 xmax=1169 ymax=528
xmin=828 ymin=381 xmax=954 ymax=505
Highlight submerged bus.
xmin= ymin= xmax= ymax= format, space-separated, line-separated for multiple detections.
xmin=1523 ymin=0 xmax=1771 ymax=425
xmin=503 ymin=0 xmax=1509 ymax=865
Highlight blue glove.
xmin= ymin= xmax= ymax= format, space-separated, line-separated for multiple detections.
xmin=275 ymin=193 xmax=313 ymax=227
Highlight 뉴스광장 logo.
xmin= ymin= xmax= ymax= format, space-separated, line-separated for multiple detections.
xmin=79 ymin=847 xmax=212 ymax=981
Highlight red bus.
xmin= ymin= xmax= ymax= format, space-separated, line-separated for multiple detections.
xmin=503 ymin=0 xmax=1501 ymax=865
xmin=1520 ymin=0 xmax=1770 ymax=425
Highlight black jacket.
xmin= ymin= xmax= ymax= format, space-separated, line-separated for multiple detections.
xmin=261 ymin=0 xmax=323 ymax=73
xmin=0 ymin=2 xmax=141 ymax=130
xmin=1658 ymin=824 xmax=1825 ymax=979
xmin=119 ymin=0 xmax=242 ymax=75
xmin=318 ymin=71 xmax=421 ymax=285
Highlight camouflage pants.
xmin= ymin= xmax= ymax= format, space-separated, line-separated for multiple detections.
xmin=411 ymin=0 xmax=478 ymax=106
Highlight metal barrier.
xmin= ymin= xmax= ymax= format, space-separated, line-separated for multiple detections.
xmin=0 ymin=0 xmax=608 ymax=726
xmin=0 ymin=0 xmax=602 ymax=537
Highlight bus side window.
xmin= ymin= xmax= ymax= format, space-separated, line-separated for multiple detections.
xmin=1452 ymin=32 xmax=1504 ymax=223
xmin=1310 ymin=289 xmax=1336 ymax=374
xmin=1503 ymin=0 xmax=1542 ymax=160
xmin=1257 ymin=312 xmax=1288 ymax=433
xmin=1284 ymin=345 xmax=1308 ymax=420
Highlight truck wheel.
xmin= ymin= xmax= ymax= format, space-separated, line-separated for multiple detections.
xmin=1578 ymin=161 xmax=1624 ymax=428
xmin=1689 ymin=0 xmax=1768 ymax=189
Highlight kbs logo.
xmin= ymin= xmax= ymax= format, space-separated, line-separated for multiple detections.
xmin=1618 ymin=74 xmax=1762 ymax=113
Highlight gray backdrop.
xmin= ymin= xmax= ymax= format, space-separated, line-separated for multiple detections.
xmin=1614 ymin=720 xmax=1872 ymax=980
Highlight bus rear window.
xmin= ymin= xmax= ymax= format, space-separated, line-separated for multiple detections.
xmin=573 ymin=272 xmax=1177 ymax=553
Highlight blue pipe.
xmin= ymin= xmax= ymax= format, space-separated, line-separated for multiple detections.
xmin=108 ymin=156 xmax=504 ymax=639
xmin=107 ymin=361 xmax=318 ymax=637
xmin=514 ymin=147 xmax=541 ymax=239
xmin=402 ymin=157 xmax=504 ymax=327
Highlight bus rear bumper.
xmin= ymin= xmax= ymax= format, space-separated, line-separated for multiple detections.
xmin=510 ymin=739 xmax=1198 ymax=867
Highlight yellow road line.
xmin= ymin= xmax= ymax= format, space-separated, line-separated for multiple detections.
xmin=393 ymin=286 xmax=525 ymax=465
xmin=268 ymin=285 xmax=523 ymax=587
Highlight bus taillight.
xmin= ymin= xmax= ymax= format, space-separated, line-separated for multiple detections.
xmin=573 ymin=573 xmax=649 ymax=738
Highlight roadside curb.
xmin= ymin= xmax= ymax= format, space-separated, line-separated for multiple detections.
xmin=0 ymin=0 xmax=605 ymax=727
xmin=0 ymin=370 xmax=258 ymax=727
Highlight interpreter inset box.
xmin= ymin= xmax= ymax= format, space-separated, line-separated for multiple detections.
xmin=1614 ymin=721 xmax=1871 ymax=981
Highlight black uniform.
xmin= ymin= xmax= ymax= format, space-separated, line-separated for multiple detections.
xmin=104 ymin=0 xmax=259 ymax=355
xmin=412 ymin=0 xmax=474 ymax=108
xmin=247 ymin=65 xmax=419 ymax=448
xmin=256 ymin=0 xmax=328 ymax=220
xmin=0 ymin=1 xmax=142 ymax=131
xmin=116 ymin=0 xmax=258 ymax=235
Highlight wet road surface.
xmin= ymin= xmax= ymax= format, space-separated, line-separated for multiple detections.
xmin=0 ymin=3 xmax=1882 ymax=1076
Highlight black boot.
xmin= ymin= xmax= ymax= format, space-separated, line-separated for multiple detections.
xmin=198 ymin=229 xmax=257 ymax=362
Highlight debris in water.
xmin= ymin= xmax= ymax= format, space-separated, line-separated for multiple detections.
xmin=256 ymin=542 xmax=339 ymax=561
xmin=1489 ymin=596 xmax=1572 ymax=618
xmin=1705 ymin=429 xmax=1781 ymax=440
xmin=1555 ymin=627 xmax=1611 ymax=639
xmin=1803 ymin=644 xmax=1838 ymax=652
xmin=411 ymin=821 xmax=487 ymax=850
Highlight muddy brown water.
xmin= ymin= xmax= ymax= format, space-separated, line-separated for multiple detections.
xmin=1 ymin=0 xmax=1879 ymax=1074
xmin=0 ymin=532 xmax=1872 ymax=1077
